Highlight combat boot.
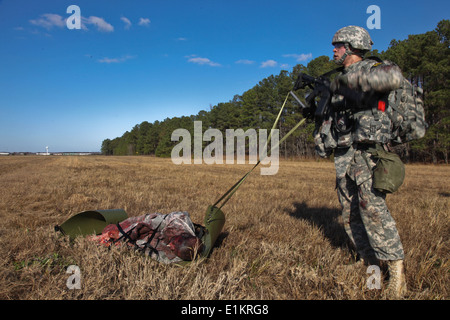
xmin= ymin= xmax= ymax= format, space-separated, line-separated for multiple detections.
xmin=386 ymin=259 xmax=407 ymax=299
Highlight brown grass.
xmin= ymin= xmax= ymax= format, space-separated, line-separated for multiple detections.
xmin=0 ymin=155 xmax=448 ymax=300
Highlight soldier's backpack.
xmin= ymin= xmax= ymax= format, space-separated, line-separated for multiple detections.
xmin=369 ymin=57 xmax=427 ymax=144
xmin=387 ymin=77 xmax=427 ymax=144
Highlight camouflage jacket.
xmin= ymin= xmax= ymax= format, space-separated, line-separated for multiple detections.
xmin=331 ymin=58 xmax=403 ymax=145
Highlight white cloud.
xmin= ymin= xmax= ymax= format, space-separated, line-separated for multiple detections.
xmin=83 ymin=16 xmax=114 ymax=32
xmin=260 ymin=60 xmax=278 ymax=68
xmin=235 ymin=59 xmax=255 ymax=65
xmin=29 ymin=13 xmax=65 ymax=29
xmin=138 ymin=18 xmax=151 ymax=26
xmin=282 ymin=53 xmax=313 ymax=62
xmin=98 ymin=55 xmax=136 ymax=63
xmin=186 ymin=55 xmax=221 ymax=67
xmin=29 ymin=13 xmax=114 ymax=33
xmin=176 ymin=37 xmax=187 ymax=41
xmin=120 ymin=17 xmax=132 ymax=29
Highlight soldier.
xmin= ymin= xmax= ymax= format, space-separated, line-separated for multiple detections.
xmin=325 ymin=26 xmax=407 ymax=298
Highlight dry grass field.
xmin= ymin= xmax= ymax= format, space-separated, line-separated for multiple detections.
xmin=0 ymin=155 xmax=448 ymax=300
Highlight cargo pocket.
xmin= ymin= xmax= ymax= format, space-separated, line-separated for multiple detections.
xmin=347 ymin=151 xmax=373 ymax=186
xmin=354 ymin=162 xmax=373 ymax=186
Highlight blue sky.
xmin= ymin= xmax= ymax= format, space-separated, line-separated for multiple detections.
xmin=0 ymin=0 xmax=448 ymax=152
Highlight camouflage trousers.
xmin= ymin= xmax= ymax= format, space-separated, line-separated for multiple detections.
xmin=334 ymin=146 xmax=404 ymax=261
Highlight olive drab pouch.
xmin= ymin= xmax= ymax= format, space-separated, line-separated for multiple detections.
xmin=368 ymin=147 xmax=405 ymax=193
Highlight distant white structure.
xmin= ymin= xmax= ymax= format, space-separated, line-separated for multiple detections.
xmin=36 ymin=146 xmax=51 ymax=156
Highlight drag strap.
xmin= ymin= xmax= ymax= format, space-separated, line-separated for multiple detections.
xmin=212 ymin=93 xmax=306 ymax=210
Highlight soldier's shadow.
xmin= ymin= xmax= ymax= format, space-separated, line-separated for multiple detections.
xmin=285 ymin=201 xmax=350 ymax=250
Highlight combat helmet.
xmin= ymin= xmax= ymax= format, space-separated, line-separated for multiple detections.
xmin=332 ymin=25 xmax=373 ymax=64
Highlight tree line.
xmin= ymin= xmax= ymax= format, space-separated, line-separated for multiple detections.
xmin=101 ymin=20 xmax=449 ymax=163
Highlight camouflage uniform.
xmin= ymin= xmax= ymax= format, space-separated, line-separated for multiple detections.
xmin=329 ymin=49 xmax=405 ymax=262
xmin=334 ymin=146 xmax=405 ymax=261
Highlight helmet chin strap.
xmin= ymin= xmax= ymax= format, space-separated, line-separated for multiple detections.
xmin=335 ymin=43 xmax=353 ymax=65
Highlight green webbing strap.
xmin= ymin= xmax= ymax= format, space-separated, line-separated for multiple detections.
xmin=212 ymin=93 xmax=307 ymax=211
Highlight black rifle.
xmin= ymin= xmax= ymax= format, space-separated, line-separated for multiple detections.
xmin=290 ymin=67 xmax=343 ymax=124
